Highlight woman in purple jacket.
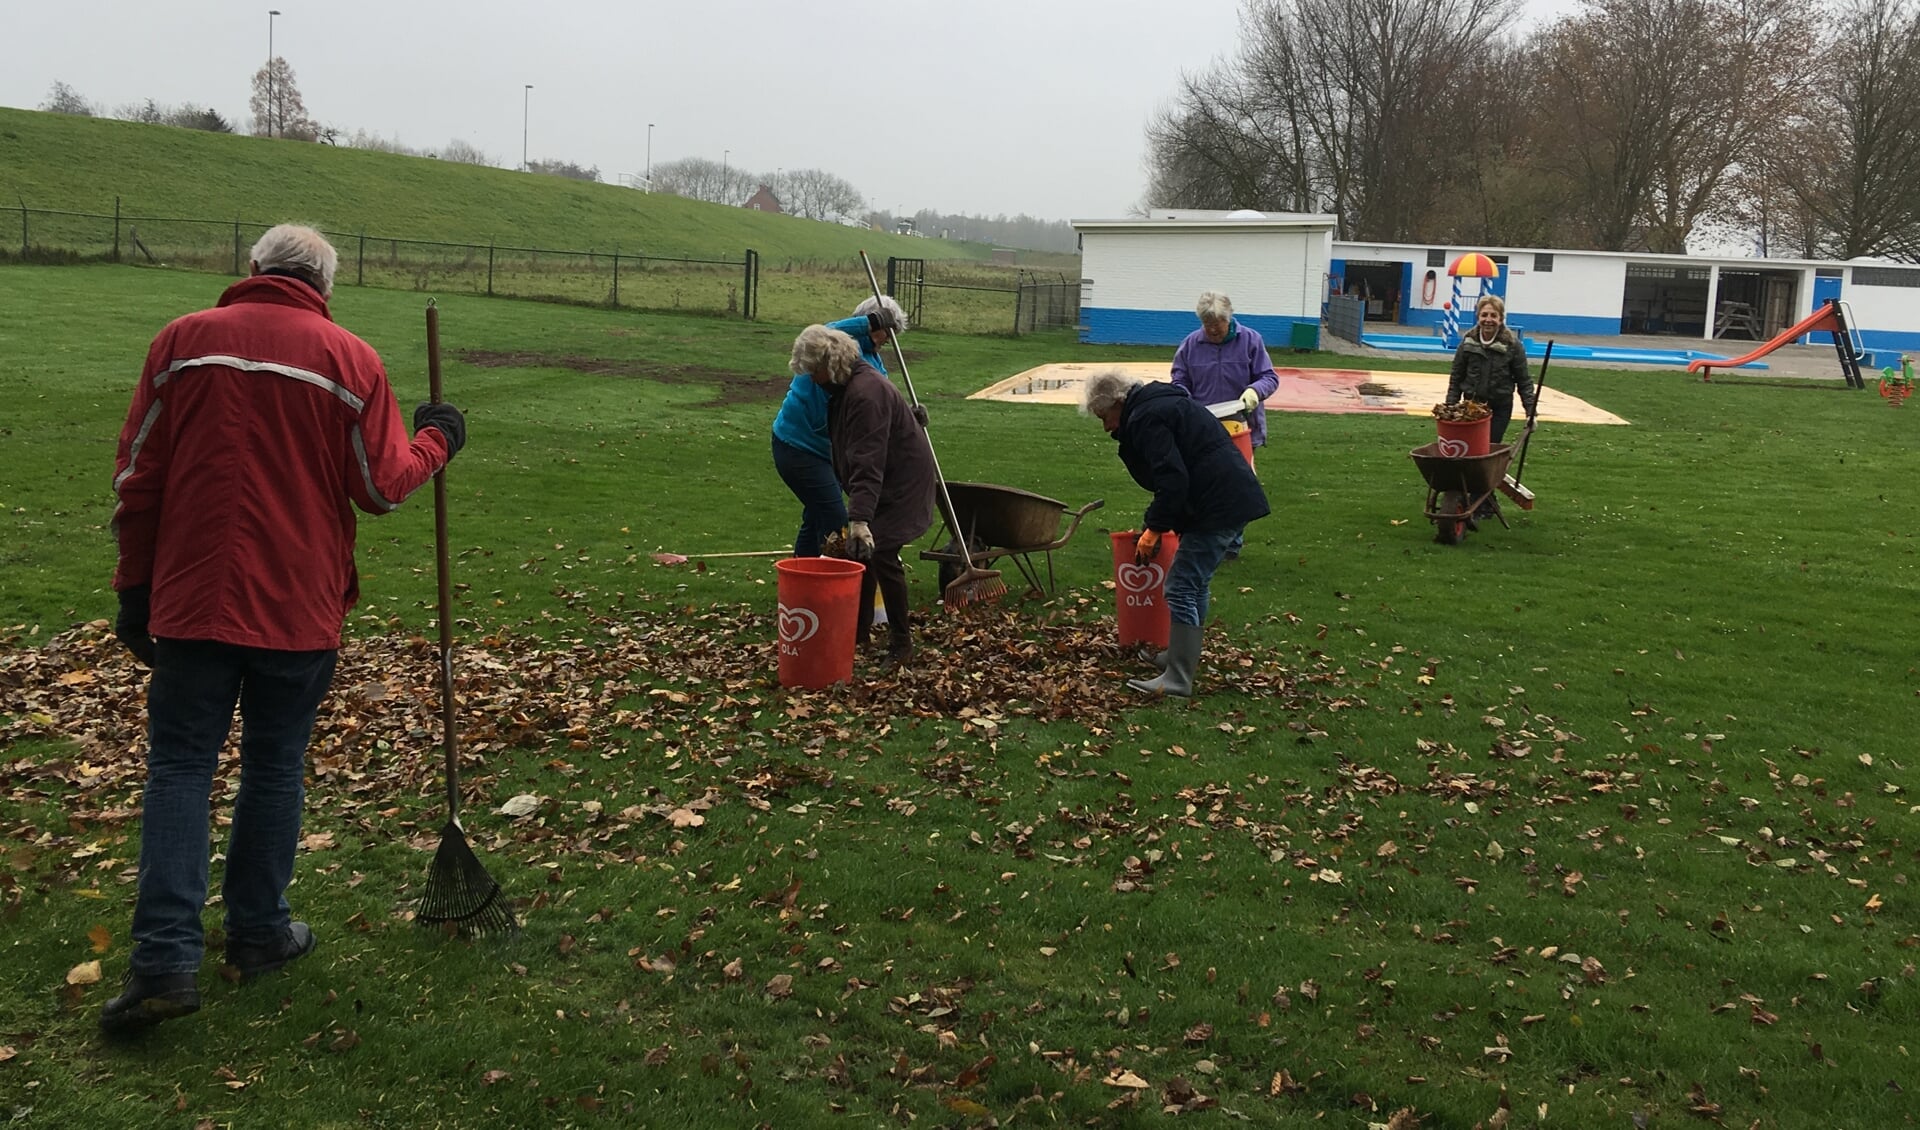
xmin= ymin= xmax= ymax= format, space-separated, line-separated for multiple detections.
xmin=1170 ymin=291 xmax=1278 ymax=559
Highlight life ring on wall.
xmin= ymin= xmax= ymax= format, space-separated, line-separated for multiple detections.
xmin=1421 ymin=270 xmax=1438 ymax=306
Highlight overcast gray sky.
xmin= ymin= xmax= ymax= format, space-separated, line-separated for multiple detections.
xmin=3 ymin=0 xmax=1583 ymax=222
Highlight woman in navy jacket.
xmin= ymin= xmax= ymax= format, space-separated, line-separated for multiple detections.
xmin=1082 ymin=369 xmax=1269 ymax=696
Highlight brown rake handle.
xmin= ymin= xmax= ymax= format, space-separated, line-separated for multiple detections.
xmin=426 ymin=300 xmax=460 ymax=823
xmin=856 ymin=250 xmax=984 ymax=579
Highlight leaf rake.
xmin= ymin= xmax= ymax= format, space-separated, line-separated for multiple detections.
xmin=856 ymin=250 xmax=1004 ymax=609
xmin=416 ymin=300 xmax=517 ymax=938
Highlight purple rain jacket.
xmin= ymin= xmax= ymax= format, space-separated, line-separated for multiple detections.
xmin=1169 ymin=319 xmax=1281 ymax=448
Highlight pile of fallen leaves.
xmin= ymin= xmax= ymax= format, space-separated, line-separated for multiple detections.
xmin=1431 ymin=399 xmax=1491 ymax=422
xmin=1 ymin=595 xmax=1309 ymax=826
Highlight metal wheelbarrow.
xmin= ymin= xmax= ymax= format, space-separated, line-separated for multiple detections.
xmin=1409 ymin=442 xmax=1515 ymax=545
xmin=920 ymin=482 xmax=1104 ymax=595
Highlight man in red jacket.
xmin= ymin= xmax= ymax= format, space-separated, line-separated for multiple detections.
xmin=102 ymin=224 xmax=467 ymax=1037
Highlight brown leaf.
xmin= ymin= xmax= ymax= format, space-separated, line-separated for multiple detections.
xmin=482 ymin=1068 xmax=511 ymax=1085
xmin=329 ymin=1029 xmax=361 ymax=1053
xmin=765 ymin=973 xmax=794 ymax=999
xmin=65 ymin=960 xmax=102 ymax=986
xmin=644 ymin=1043 xmax=672 ymax=1066
xmin=87 ymin=924 xmax=111 ymax=954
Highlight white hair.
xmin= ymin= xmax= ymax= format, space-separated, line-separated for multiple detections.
xmin=790 ymin=325 xmax=862 ymax=385
xmin=1079 ymin=368 xmax=1141 ymax=417
xmin=853 ymin=294 xmax=909 ymax=332
xmin=250 ymin=224 xmax=339 ymax=297
xmin=1195 ymin=290 xmax=1234 ymax=323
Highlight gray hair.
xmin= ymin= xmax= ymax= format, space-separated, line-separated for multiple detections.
xmin=1195 ymin=290 xmax=1234 ymax=323
xmin=1079 ymin=368 xmax=1141 ymax=417
xmin=852 ymin=294 xmax=909 ymax=333
xmin=250 ymin=224 xmax=339 ymax=297
xmin=790 ymin=324 xmax=861 ymax=385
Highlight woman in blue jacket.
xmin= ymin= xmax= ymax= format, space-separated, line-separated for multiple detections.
xmin=1082 ymin=369 xmax=1269 ymax=697
xmin=770 ymin=296 xmax=907 ymax=556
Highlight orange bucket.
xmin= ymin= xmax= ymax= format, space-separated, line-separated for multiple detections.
xmin=1223 ymin=418 xmax=1255 ymax=468
xmin=1111 ymin=529 xmax=1180 ymax=649
xmin=774 ymin=557 xmax=865 ymax=689
xmin=1434 ymin=415 xmax=1490 ymax=458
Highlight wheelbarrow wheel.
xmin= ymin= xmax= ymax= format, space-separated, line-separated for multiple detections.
xmin=935 ymin=536 xmax=989 ymax=591
xmin=1434 ymin=490 xmax=1468 ymax=545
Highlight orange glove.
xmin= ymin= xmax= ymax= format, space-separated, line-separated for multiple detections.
xmin=1133 ymin=529 xmax=1162 ymax=566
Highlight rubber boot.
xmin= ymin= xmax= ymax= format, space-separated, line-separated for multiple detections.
xmin=1128 ymin=623 xmax=1201 ymax=697
xmin=1152 ymin=648 xmax=1169 ymax=671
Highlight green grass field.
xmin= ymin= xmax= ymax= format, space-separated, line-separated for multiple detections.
xmin=1 ymin=265 xmax=1915 ymax=1129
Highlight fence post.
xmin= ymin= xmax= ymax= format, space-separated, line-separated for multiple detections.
xmin=743 ymin=248 xmax=758 ymax=320
xmin=17 ymin=200 xmax=25 ymax=258
xmin=611 ymin=247 xmax=619 ymax=307
xmin=1013 ymin=283 xmax=1024 ymax=336
xmin=358 ymin=232 xmax=366 ymax=287
xmin=113 ymin=197 xmax=121 ymax=263
xmin=487 ymin=241 xmax=494 ymax=296
xmin=233 ymin=221 xmax=242 ymax=275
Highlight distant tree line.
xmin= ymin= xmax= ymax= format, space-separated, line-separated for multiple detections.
xmin=1145 ymin=0 xmax=1920 ymax=261
xmin=867 ymin=210 xmax=1079 ymax=254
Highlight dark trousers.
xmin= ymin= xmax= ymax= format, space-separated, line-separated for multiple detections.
xmin=856 ymin=546 xmax=911 ymax=647
xmin=771 ymin=437 xmax=847 ymax=558
xmin=1489 ymin=399 xmax=1516 ymax=444
xmin=132 ymin=638 xmax=337 ymax=974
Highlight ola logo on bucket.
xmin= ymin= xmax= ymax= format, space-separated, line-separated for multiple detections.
xmin=1435 ymin=436 xmax=1470 ymax=459
xmin=776 ymin=603 xmax=820 ymax=644
xmin=1116 ymin=563 xmax=1164 ymax=593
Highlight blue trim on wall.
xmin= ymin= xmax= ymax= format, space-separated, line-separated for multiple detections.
xmin=1080 ymin=308 xmax=1319 ymax=347
xmin=1405 ymin=308 xmax=1621 ymax=337
xmin=1859 ymin=329 xmax=1920 ymax=353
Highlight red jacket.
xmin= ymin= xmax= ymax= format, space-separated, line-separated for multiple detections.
xmin=112 ymin=275 xmax=449 ymax=651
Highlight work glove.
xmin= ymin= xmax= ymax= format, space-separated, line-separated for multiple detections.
xmin=413 ymin=403 xmax=467 ymax=460
xmin=1133 ymin=528 xmax=1162 ymax=567
xmin=846 ymin=520 xmax=875 ymax=561
xmin=115 ymin=584 xmax=157 ymax=668
xmin=911 ymin=403 xmax=929 ymax=428
xmin=1239 ymin=388 xmax=1262 ymax=413
xmin=866 ymin=308 xmax=900 ymax=335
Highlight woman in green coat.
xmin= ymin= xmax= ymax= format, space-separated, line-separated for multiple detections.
xmin=1446 ymin=294 xmax=1537 ymax=444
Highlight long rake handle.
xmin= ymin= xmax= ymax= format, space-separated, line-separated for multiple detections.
xmin=857 ymin=250 xmax=983 ymax=578
xmin=426 ymin=301 xmax=460 ymax=823
xmin=1511 ymin=340 xmax=1553 ymax=486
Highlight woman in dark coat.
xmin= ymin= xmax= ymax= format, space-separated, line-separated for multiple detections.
xmin=1081 ymin=369 xmax=1270 ymax=697
xmin=1446 ymin=294 xmax=1537 ymax=444
xmin=789 ymin=324 xmax=936 ymax=667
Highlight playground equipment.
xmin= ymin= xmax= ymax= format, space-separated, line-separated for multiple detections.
xmin=1687 ymin=299 xmax=1868 ymax=387
xmin=1879 ymin=355 xmax=1915 ymax=406
xmin=1440 ymin=252 xmax=1502 ymax=350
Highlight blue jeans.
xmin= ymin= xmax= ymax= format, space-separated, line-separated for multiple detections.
xmin=1166 ymin=527 xmax=1242 ymax=627
xmin=131 ymin=638 xmax=337 ymax=975
xmin=772 ymin=437 xmax=847 ymax=558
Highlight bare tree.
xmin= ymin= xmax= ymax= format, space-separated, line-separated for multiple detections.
xmin=1773 ymin=0 xmax=1920 ymax=260
xmin=250 ymin=57 xmax=317 ymax=140
xmin=440 ymin=139 xmax=494 ymax=167
xmin=1144 ymin=0 xmax=1518 ymax=240
xmin=528 ymin=158 xmax=600 ymax=182
xmin=1531 ymin=0 xmax=1818 ymax=252
xmin=780 ymin=168 xmax=866 ymax=221
xmin=39 ymin=81 xmax=97 ymax=116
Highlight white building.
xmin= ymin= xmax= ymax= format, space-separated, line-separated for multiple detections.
xmin=1072 ymin=212 xmax=1335 ymax=349
xmin=1070 ymin=212 xmax=1920 ymax=364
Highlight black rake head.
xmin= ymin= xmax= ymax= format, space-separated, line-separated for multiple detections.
xmin=417 ymin=821 xmax=518 ymax=939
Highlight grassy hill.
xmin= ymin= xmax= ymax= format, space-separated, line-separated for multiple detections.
xmin=0 ymin=106 xmax=997 ymax=266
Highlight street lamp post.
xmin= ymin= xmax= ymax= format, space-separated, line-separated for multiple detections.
xmin=522 ymin=84 xmax=533 ymax=172
xmin=645 ymin=123 xmax=654 ymax=190
xmin=267 ymin=10 xmax=280 ymax=137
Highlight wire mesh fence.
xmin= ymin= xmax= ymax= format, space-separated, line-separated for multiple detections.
xmin=3 ymin=200 xmax=1070 ymax=333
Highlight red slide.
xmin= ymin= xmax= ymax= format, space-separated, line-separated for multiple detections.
xmin=1688 ymin=304 xmax=1845 ymax=375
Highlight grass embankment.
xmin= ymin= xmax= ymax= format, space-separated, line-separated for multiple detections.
xmin=0 ymin=265 xmax=1914 ymax=1129
xmin=0 ymin=107 xmax=1077 ymax=332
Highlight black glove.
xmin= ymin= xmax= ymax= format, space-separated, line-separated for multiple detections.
xmin=866 ymin=309 xmax=899 ymax=335
xmin=413 ymin=403 xmax=467 ymax=460
xmin=116 ymin=585 xmax=157 ymax=667
xmin=911 ymin=403 xmax=928 ymax=428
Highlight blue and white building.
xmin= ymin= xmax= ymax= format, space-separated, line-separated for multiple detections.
xmin=1071 ymin=212 xmax=1920 ymax=361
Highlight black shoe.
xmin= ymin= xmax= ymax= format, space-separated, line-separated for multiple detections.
xmin=100 ymin=972 xmax=200 ymax=1037
xmin=224 ymin=921 xmax=316 ymax=981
